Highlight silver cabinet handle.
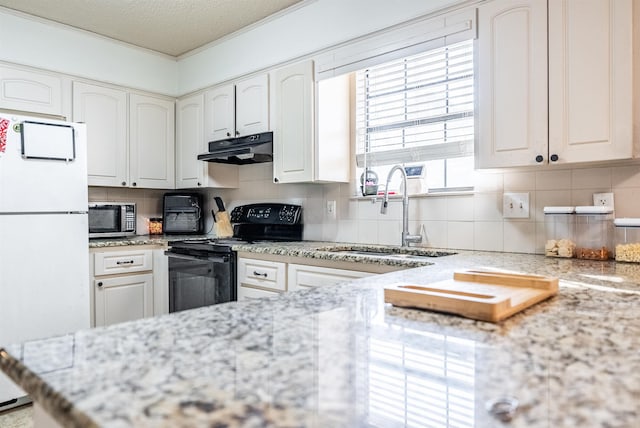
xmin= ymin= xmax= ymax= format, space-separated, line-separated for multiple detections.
xmin=116 ymin=260 xmax=134 ymax=265
xmin=253 ymin=271 xmax=268 ymax=278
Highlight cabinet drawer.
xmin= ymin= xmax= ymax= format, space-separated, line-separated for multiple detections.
xmin=237 ymin=258 xmax=286 ymax=291
xmin=237 ymin=284 xmax=282 ymax=301
xmin=288 ymin=264 xmax=373 ymax=291
xmin=94 ymin=250 xmax=153 ymax=276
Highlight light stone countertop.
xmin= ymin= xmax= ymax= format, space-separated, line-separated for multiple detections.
xmin=88 ymin=234 xmax=212 ymax=248
xmin=1 ymin=242 xmax=640 ymax=427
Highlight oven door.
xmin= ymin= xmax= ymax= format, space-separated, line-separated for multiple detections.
xmin=166 ymin=251 xmax=236 ymax=313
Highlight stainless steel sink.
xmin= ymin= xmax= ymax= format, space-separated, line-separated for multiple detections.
xmin=324 ymin=247 xmax=456 ymax=259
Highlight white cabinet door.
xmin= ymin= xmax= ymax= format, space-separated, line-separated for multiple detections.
xmin=548 ymin=0 xmax=632 ymax=164
xmin=236 ymin=74 xmax=269 ymax=136
xmin=176 ymin=93 xmax=205 ymax=189
xmin=72 ymin=82 xmax=128 ymax=186
xmin=272 ymin=60 xmax=315 ymax=183
xmin=476 ymin=0 xmax=548 ymax=168
xmin=175 ymin=93 xmax=240 ymax=189
xmin=288 ymin=264 xmax=373 ymax=292
xmin=94 ymin=273 xmax=153 ymax=327
xmin=0 ymin=64 xmax=68 ymax=117
xmin=316 ymin=74 xmax=351 ymax=182
xmin=204 ymin=84 xmax=235 ymax=141
xmin=152 ymin=249 xmax=169 ymax=316
xmin=129 ymin=93 xmax=175 ymax=189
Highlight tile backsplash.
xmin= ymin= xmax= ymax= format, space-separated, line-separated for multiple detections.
xmin=91 ymin=161 xmax=640 ymax=254
xmin=88 ymin=187 xmax=167 ymax=236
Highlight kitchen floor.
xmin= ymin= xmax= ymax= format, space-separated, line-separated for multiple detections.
xmin=0 ymin=405 xmax=32 ymax=428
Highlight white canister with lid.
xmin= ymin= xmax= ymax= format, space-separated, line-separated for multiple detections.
xmin=543 ymin=206 xmax=576 ymax=257
xmin=614 ymin=218 xmax=640 ymax=262
xmin=574 ymin=206 xmax=614 ymax=260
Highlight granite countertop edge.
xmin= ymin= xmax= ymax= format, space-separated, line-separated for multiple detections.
xmin=5 ymin=241 xmax=640 ymax=427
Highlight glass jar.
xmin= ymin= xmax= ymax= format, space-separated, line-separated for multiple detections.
xmin=544 ymin=206 xmax=576 ymax=258
xmin=148 ymin=217 xmax=163 ymax=235
xmin=574 ymin=206 xmax=614 ymax=260
xmin=614 ymin=218 xmax=640 ymax=263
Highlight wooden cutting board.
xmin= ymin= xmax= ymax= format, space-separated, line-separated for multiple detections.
xmin=384 ymin=269 xmax=558 ymax=322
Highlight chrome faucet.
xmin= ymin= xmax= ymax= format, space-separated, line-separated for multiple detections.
xmin=380 ymin=165 xmax=423 ymax=247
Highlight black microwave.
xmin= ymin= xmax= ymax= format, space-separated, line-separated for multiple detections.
xmin=88 ymin=203 xmax=136 ymax=238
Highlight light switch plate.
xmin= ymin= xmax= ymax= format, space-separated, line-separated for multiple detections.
xmin=503 ymin=192 xmax=530 ymax=218
xmin=326 ymin=200 xmax=337 ymax=219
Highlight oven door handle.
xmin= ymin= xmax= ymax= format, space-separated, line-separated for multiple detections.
xmin=165 ymin=252 xmax=229 ymax=263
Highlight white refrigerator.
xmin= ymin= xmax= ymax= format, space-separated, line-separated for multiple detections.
xmin=0 ymin=114 xmax=90 ymax=411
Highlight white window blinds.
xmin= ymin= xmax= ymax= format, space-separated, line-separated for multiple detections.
xmin=355 ymin=39 xmax=474 ymax=168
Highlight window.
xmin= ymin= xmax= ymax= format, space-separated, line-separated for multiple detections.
xmin=355 ymin=39 xmax=475 ymax=194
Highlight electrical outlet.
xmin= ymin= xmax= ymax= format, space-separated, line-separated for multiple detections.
xmin=503 ymin=192 xmax=530 ymax=218
xmin=593 ymin=192 xmax=614 ymax=209
xmin=326 ymin=200 xmax=337 ymax=219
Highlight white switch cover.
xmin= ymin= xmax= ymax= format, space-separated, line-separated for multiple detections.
xmin=503 ymin=192 xmax=530 ymax=218
xmin=326 ymin=200 xmax=337 ymax=219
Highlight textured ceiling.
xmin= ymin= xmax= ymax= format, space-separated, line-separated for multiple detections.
xmin=0 ymin=0 xmax=304 ymax=56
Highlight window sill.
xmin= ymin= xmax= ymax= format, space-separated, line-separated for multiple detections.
xmin=349 ymin=189 xmax=475 ymax=201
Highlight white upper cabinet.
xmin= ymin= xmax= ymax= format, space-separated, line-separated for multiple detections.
xmin=129 ymin=93 xmax=175 ymax=189
xmin=204 ymin=73 xmax=269 ymax=142
xmin=0 ymin=63 xmax=70 ymax=118
xmin=204 ymin=84 xmax=235 ymax=141
xmin=548 ymin=0 xmax=632 ymax=164
xmin=476 ymin=0 xmax=633 ymax=168
xmin=74 ymin=81 xmax=175 ymax=189
xmin=176 ymin=94 xmax=205 ymax=189
xmin=272 ymin=60 xmax=315 ymax=183
xmin=235 ymin=74 xmax=269 ymax=136
xmin=175 ymin=93 xmax=238 ymax=189
xmin=271 ymin=60 xmax=350 ymax=184
xmin=476 ymin=0 xmax=548 ymax=168
xmin=73 ymin=82 xmax=128 ymax=187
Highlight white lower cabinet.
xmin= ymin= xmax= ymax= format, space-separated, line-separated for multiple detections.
xmin=237 ymin=256 xmax=375 ymax=300
xmin=237 ymin=258 xmax=286 ymax=301
xmin=288 ymin=264 xmax=373 ymax=292
xmin=94 ymin=274 xmax=153 ymax=327
xmin=237 ymin=286 xmax=281 ymax=300
xmin=91 ymin=247 xmax=166 ymax=327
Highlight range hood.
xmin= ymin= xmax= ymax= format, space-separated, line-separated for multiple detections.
xmin=197 ymin=131 xmax=273 ymax=164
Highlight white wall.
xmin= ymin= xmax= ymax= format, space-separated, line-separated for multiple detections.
xmin=0 ymin=0 xmax=469 ymax=96
xmin=176 ymin=0 xmax=469 ymax=94
xmin=0 ymin=8 xmax=177 ymax=95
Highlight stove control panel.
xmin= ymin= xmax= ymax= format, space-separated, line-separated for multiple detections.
xmin=230 ymin=203 xmax=302 ymax=225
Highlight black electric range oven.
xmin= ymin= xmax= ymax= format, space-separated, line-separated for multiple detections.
xmin=165 ymin=203 xmax=303 ymax=313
